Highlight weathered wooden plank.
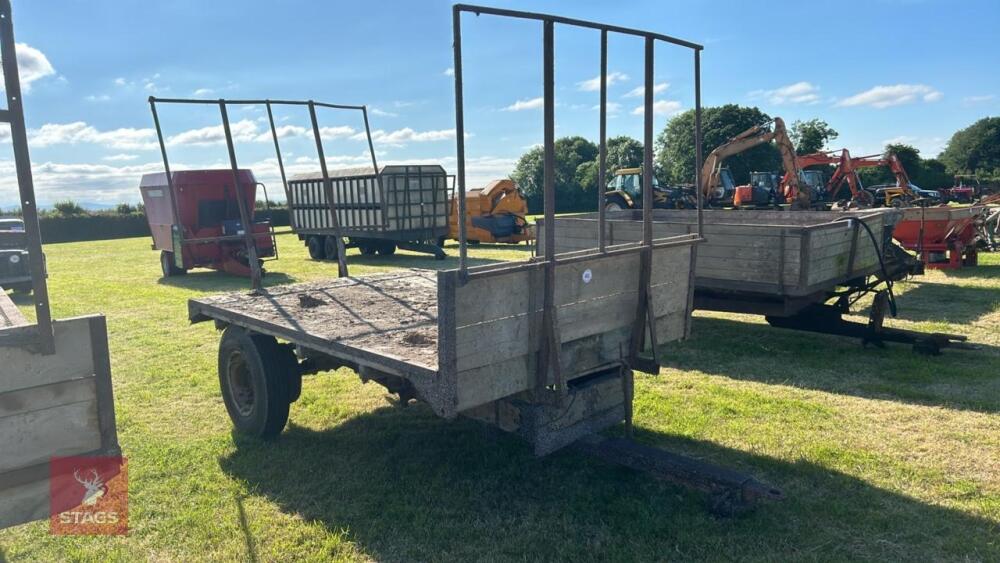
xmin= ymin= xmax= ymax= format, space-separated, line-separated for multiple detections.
xmin=0 ymin=476 xmax=49 ymax=530
xmin=0 ymin=399 xmax=101 ymax=474
xmin=0 ymin=291 xmax=27 ymax=328
xmin=1 ymin=318 xmax=96 ymax=393
xmin=0 ymin=377 xmax=97 ymax=419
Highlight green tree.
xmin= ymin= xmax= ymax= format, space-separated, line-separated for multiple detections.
xmin=790 ymin=119 xmax=838 ymax=155
xmin=940 ymin=116 xmax=1000 ymax=177
xmin=655 ymin=104 xmax=779 ymax=186
xmin=575 ymin=135 xmax=644 ymax=195
xmin=53 ymin=200 xmax=85 ymax=217
xmin=510 ymin=136 xmax=598 ymax=213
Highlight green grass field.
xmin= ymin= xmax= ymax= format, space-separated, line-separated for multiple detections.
xmin=1 ymin=233 xmax=998 ymax=562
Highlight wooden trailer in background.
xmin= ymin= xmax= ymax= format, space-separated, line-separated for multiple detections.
xmin=540 ymin=209 xmax=970 ymax=353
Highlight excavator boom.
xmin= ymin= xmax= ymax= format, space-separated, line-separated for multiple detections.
xmin=700 ymin=117 xmax=807 ymax=207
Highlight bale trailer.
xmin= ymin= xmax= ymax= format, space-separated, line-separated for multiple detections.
xmin=540 ymin=209 xmax=971 ymax=354
xmin=288 ymin=164 xmax=451 ymax=261
xmin=183 ymin=5 xmax=783 ymax=514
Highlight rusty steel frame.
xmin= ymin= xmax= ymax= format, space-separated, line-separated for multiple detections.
xmin=148 ymin=97 xmax=380 ymax=289
xmin=451 ymin=3 xmax=704 ymax=390
xmin=0 ymin=0 xmax=54 ymax=353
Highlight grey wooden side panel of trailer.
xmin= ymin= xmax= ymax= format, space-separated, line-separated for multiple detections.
xmin=0 ymin=315 xmax=120 ymax=530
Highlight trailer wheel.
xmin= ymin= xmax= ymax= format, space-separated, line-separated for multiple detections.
xmin=306 ymin=236 xmax=326 ymax=260
xmin=359 ymin=242 xmax=378 ymax=256
xmin=377 ymin=241 xmax=397 ymax=256
xmin=218 ymin=327 xmax=292 ymax=440
xmin=323 ymin=236 xmax=341 ymax=260
xmin=160 ymin=251 xmax=186 ymax=277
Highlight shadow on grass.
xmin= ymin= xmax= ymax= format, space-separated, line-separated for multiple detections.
xmin=659 ymin=315 xmax=1000 ymax=414
xmin=156 ymin=270 xmax=299 ymax=293
xmin=220 ymin=404 xmax=998 ymax=562
xmin=876 ymin=280 xmax=1000 ymax=324
xmin=5 ymin=290 xmax=33 ymax=307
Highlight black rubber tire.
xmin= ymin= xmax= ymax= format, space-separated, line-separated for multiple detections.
xmin=377 ymin=241 xmax=397 ymax=256
xmin=605 ymin=194 xmax=629 ymax=211
xmin=359 ymin=241 xmax=378 ymax=256
xmin=324 ymin=236 xmax=341 ymax=260
xmin=160 ymin=250 xmax=186 ymax=277
xmin=436 ymin=236 xmax=447 ymax=247
xmin=218 ymin=327 xmax=292 ymax=440
xmin=306 ymin=236 xmax=326 ymax=260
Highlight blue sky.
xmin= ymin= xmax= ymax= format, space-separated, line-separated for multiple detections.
xmin=1 ymin=0 xmax=997 ymax=206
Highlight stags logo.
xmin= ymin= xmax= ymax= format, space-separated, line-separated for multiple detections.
xmin=50 ymin=455 xmax=128 ymax=535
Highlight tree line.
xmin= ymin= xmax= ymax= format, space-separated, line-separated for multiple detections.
xmin=510 ymin=104 xmax=1000 ymax=212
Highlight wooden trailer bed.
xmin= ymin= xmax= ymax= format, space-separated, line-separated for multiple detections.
xmin=189 ymin=235 xmax=699 ymax=421
xmin=538 ymin=209 xmax=902 ymax=298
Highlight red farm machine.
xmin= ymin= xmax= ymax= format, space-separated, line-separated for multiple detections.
xmin=140 ymin=169 xmax=276 ymax=278
xmin=893 ymin=205 xmax=986 ymax=269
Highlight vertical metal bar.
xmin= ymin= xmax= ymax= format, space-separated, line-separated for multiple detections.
xmin=361 ymin=106 xmax=387 ymax=230
xmin=308 ymin=101 xmax=349 ymax=277
xmin=597 ymin=29 xmax=608 ymax=252
xmin=539 ymin=19 xmax=563 ymax=400
xmin=642 ymin=37 xmax=654 ymax=247
xmin=452 ymin=6 xmax=469 ymax=276
xmin=0 ymin=0 xmax=52 ymax=352
xmin=694 ymin=49 xmax=704 ymax=237
xmin=265 ymin=101 xmax=291 ymax=205
xmin=219 ymin=102 xmax=263 ymax=291
xmin=149 ymin=99 xmax=184 ymax=246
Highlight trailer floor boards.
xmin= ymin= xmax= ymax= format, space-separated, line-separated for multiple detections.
xmin=189 ymin=269 xmax=439 ymax=371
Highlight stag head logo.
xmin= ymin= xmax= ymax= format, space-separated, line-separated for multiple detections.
xmin=73 ymin=468 xmax=107 ymax=506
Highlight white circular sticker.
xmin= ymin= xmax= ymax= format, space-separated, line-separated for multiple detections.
xmin=582 ymin=268 xmax=592 ymax=283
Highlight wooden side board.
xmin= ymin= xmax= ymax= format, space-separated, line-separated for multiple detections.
xmin=541 ymin=210 xmax=898 ymax=297
xmin=0 ymin=315 xmax=119 ymax=531
xmin=440 ymin=239 xmax=696 ymax=413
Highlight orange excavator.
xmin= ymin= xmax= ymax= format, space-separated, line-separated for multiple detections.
xmin=790 ymin=149 xmax=873 ymax=207
xmin=848 ymin=152 xmax=941 ymax=207
xmin=700 ymin=117 xmax=811 ymax=208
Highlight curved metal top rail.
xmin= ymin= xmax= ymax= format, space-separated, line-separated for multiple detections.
xmin=148 ymin=96 xmax=367 ymax=111
xmin=454 ymin=4 xmax=704 ymax=51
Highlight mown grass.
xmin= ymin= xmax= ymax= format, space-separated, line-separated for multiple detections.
xmin=1 ymin=233 xmax=998 ymax=562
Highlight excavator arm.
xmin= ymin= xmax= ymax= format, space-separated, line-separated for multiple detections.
xmin=701 ymin=117 xmax=807 ymax=207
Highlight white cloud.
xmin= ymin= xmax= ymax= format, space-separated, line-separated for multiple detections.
xmin=370 ymin=107 xmax=398 ymax=117
xmin=114 ymin=77 xmax=128 ymax=87
xmin=192 ymin=88 xmax=215 ymax=96
xmin=576 ymin=71 xmax=628 ymax=92
xmin=836 ymin=84 xmax=942 ymax=108
xmin=85 ymin=94 xmax=111 ymax=102
xmin=165 ymin=119 xmax=258 ymax=146
xmin=356 ymin=127 xmax=456 ymax=146
xmin=631 ymin=100 xmax=682 ymax=116
xmin=748 ymin=81 xmax=820 ymax=105
xmin=25 ymin=122 xmax=158 ymax=150
xmin=963 ymin=94 xmax=995 ymax=104
xmin=443 ymin=67 xmax=454 ymax=77
xmin=623 ymin=82 xmax=668 ymax=98
xmin=8 ymin=43 xmax=55 ymax=90
xmin=0 ymin=159 xmax=167 ymax=206
xmin=503 ymin=97 xmax=544 ymax=111
xmin=102 ymin=153 xmax=140 ymax=162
